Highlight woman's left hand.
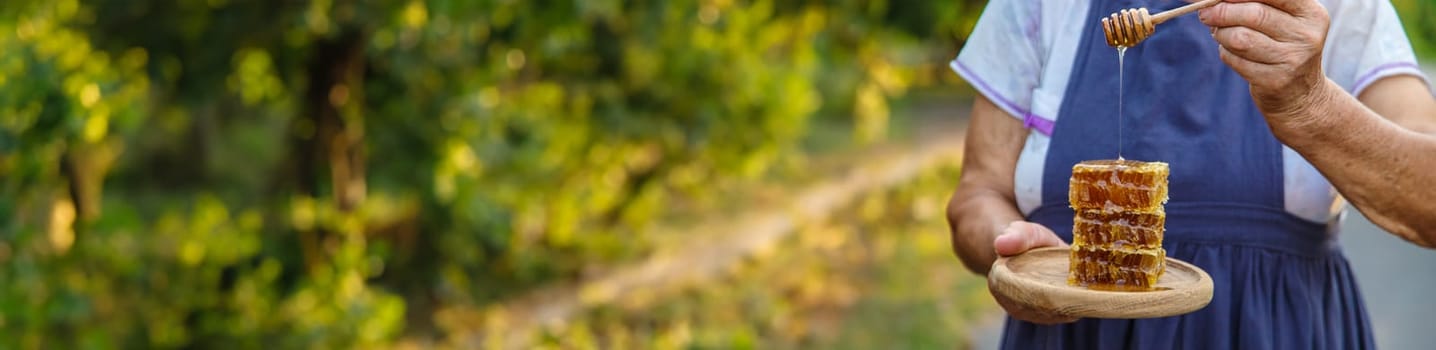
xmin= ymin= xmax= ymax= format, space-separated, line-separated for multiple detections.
xmin=1197 ymin=0 xmax=1333 ymax=122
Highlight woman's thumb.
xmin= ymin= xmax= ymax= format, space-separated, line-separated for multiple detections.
xmin=993 ymin=221 xmax=1065 ymax=257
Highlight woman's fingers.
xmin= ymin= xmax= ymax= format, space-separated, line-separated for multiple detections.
xmin=1213 ymin=26 xmax=1285 ymax=65
xmin=1198 ymin=2 xmax=1302 ymax=42
xmin=1222 ymin=0 xmax=1323 ymax=18
xmin=1197 ymin=0 xmax=1330 ymax=109
xmin=1217 ymin=44 xmax=1287 ymax=89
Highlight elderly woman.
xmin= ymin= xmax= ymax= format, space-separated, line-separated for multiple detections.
xmin=946 ymin=0 xmax=1436 ymax=348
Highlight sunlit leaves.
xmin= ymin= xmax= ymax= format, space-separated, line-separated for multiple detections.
xmin=227 ymin=48 xmax=285 ymax=105
xmin=399 ymin=0 xmax=426 ymax=29
xmin=854 ymin=82 xmax=889 ymax=145
xmin=433 ymin=137 xmax=481 ymax=203
xmin=0 ymin=0 xmax=148 ymax=229
xmin=1393 ymin=0 xmax=1436 ymax=57
xmin=0 ymin=0 xmax=1010 ymax=347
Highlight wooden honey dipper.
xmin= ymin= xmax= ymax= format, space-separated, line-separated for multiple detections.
xmin=1103 ymin=0 xmax=1223 ymax=47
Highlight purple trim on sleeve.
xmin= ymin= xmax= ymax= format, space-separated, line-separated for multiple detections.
xmin=1351 ymin=61 xmax=1421 ymax=95
xmin=952 ymin=60 xmax=1030 ymax=116
xmin=951 ymin=60 xmax=1056 ymax=136
xmin=1023 ymin=113 xmax=1055 ymax=136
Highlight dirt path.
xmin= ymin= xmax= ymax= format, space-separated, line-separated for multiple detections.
xmin=431 ymin=97 xmax=974 ymax=349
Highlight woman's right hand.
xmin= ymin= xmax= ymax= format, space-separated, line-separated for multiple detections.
xmin=988 ymin=221 xmax=1079 ymax=325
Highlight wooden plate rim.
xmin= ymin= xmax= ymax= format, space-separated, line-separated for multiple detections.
xmin=988 ymin=246 xmax=1215 ymax=319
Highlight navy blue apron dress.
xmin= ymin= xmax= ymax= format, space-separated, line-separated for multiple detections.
xmin=1007 ymin=0 xmax=1375 ymax=348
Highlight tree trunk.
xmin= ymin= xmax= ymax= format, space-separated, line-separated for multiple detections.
xmin=310 ymin=29 xmax=368 ymax=212
xmin=289 ymin=28 xmax=368 ymax=267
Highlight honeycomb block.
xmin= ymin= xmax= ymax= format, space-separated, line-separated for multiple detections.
xmin=1067 ymin=245 xmax=1166 ymax=290
xmin=1072 ymin=209 xmax=1165 ymax=249
xmin=1067 ymin=159 xmax=1169 ymax=291
xmin=1069 ymin=159 xmax=1169 ymax=212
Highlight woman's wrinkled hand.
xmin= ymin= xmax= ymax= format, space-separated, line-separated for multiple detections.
xmin=1197 ymin=0 xmax=1333 ymax=121
xmin=988 ymin=221 xmax=1077 ymax=325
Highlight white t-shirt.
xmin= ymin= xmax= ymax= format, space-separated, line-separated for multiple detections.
xmin=952 ymin=0 xmax=1430 ymax=225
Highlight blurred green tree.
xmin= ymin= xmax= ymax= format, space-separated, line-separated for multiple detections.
xmin=1394 ymin=0 xmax=1436 ymax=58
xmin=0 ymin=0 xmax=994 ymax=347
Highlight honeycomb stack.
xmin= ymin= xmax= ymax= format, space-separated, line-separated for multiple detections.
xmin=1067 ymin=159 xmax=1169 ymax=291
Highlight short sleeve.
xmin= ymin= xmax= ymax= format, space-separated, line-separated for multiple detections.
xmin=951 ymin=0 xmax=1043 ymax=121
xmin=1322 ymin=0 xmax=1432 ymax=97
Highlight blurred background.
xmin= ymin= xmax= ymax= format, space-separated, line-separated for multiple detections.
xmin=1 ymin=0 xmax=1433 ymax=348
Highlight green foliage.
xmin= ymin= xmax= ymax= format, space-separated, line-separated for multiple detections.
xmin=1394 ymin=0 xmax=1436 ymax=59
xmin=0 ymin=0 xmax=992 ymax=347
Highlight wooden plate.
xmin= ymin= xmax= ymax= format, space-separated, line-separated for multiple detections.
xmin=988 ymin=247 xmax=1214 ymax=319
